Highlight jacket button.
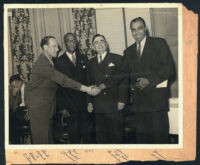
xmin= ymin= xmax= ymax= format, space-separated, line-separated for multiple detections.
xmin=103 ymin=92 xmax=106 ymax=95
xmin=105 ymin=74 xmax=108 ymax=78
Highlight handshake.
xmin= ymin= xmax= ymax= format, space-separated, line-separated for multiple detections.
xmin=80 ymin=84 xmax=106 ymax=96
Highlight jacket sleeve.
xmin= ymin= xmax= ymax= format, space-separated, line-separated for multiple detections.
xmin=24 ymin=83 xmax=30 ymax=108
xmin=147 ymin=39 xmax=174 ymax=87
xmin=85 ymin=60 xmax=94 ymax=105
xmin=39 ymin=62 xmax=82 ymax=91
xmin=118 ymin=76 xmax=129 ymax=104
xmin=116 ymin=56 xmax=129 ymax=104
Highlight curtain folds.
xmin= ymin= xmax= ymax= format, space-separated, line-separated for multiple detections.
xmin=10 ymin=9 xmax=34 ymax=82
xmin=72 ymin=8 xmax=97 ymax=59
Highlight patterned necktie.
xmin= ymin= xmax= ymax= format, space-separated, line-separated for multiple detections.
xmin=137 ymin=42 xmax=141 ymax=62
xmin=99 ymin=55 xmax=102 ymax=64
xmin=71 ymin=54 xmax=76 ymax=66
xmin=137 ymin=42 xmax=141 ymax=56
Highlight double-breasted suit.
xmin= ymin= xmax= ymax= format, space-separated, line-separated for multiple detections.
xmin=28 ymin=53 xmax=82 ymax=144
xmin=54 ymin=51 xmax=93 ymax=144
xmin=105 ymin=37 xmax=174 ymax=143
xmin=87 ymin=52 xmax=128 ymax=144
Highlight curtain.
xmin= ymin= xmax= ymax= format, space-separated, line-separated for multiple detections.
xmin=10 ymin=9 xmax=34 ymax=82
xmin=71 ymin=8 xmax=96 ymax=59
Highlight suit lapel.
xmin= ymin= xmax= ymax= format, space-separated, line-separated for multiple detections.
xmin=100 ymin=52 xmax=110 ymax=71
xmin=140 ymin=37 xmax=151 ymax=64
xmin=41 ymin=54 xmax=54 ymax=68
xmin=64 ymin=53 xmax=76 ymax=70
xmin=91 ymin=56 xmax=105 ymax=84
xmin=129 ymin=44 xmax=139 ymax=64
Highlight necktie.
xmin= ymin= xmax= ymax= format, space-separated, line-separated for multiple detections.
xmin=72 ymin=54 xmax=76 ymax=66
xmin=137 ymin=42 xmax=141 ymax=56
xmin=137 ymin=42 xmax=141 ymax=62
xmin=99 ymin=55 xmax=102 ymax=64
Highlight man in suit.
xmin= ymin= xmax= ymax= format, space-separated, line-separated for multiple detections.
xmin=103 ymin=17 xmax=174 ymax=144
xmin=28 ymin=36 xmax=101 ymax=144
xmin=87 ymin=34 xmax=128 ymax=144
xmin=9 ymin=75 xmax=29 ymax=144
xmin=54 ymin=33 xmax=93 ymax=144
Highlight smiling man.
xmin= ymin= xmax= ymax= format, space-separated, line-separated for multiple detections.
xmin=28 ymin=36 xmax=101 ymax=144
xmin=87 ymin=34 xmax=128 ymax=144
xmin=102 ymin=17 xmax=175 ymax=144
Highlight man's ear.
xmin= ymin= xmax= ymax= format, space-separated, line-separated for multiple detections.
xmin=43 ymin=45 xmax=48 ymax=51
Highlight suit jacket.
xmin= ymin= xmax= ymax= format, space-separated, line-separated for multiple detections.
xmin=9 ymin=88 xmax=22 ymax=112
xmin=9 ymin=82 xmax=29 ymax=112
xmin=53 ymin=51 xmax=88 ymax=114
xmin=87 ymin=52 xmax=128 ymax=113
xmin=28 ymin=53 xmax=82 ymax=119
xmin=105 ymin=37 xmax=174 ymax=112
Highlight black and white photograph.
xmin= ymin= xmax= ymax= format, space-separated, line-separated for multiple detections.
xmin=5 ymin=4 xmax=181 ymax=146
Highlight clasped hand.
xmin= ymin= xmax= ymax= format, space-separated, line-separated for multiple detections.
xmin=84 ymin=83 xmax=106 ymax=96
xmin=86 ymin=85 xmax=101 ymax=96
xmin=135 ymin=77 xmax=150 ymax=91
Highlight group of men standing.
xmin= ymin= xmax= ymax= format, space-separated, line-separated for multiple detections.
xmin=25 ymin=17 xmax=174 ymax=144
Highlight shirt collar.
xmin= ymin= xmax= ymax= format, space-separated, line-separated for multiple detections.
xmin=98 ymin=51 xmax=107 ymax=61
xmin=137 ymin=36 xmax=146 ymax=47
xmin=66 ymin=51 xmax=76 ymax=57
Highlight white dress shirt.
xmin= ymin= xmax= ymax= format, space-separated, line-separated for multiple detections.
xmin=20 ymin=83 xmax=25 ymax=107
xmin=137 ymin=36 xmax=146 ymax=55
xmin=66 ymin=51 xmax=76 ymax=66
xmin=97 ymin=51 xmax=107 ymax=63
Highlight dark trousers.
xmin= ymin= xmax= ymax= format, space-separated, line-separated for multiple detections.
xmin=30 ymin=117 xmax=53 ymax=144
xmin=95 ymin=111 xmax=123 ymax=144
xmin=67 ymin=111 xmax=94 ymax=144
xmin=134 ymin=111 xmax=169 ymax=144
xmin=9 ymin=111 xmax=20 ymax=144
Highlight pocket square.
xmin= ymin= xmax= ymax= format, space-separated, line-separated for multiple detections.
xmin=108 ymin=63 xmax=115 ymax=67
xmin=156 ymin=80 xmax=168 ymax=88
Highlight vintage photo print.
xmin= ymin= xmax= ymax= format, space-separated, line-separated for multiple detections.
xmin=4 ymin=3 xmax=197 ymax=164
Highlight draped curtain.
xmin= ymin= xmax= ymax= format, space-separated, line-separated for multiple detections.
xmin=71 ymin=8 xmax=97 ymax=59
xmin=10 ymin=9 xmax=34 ymax=82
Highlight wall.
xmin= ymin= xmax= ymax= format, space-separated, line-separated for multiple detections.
xmin=29 ymin=8 xmax=72 ymax=60
xmin=95 ymin=8 xmax=152 ymax=55
xmin=150 ymin=8 xmax=178 ymax=97
xmin=95 ymin=8 xmax=126 ymax=56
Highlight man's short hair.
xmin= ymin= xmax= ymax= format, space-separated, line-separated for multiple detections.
xmin=63 ymin=32 xmax=75 ymax=41
xmin=92 ymin=34 xmax=106 ymax=43
xmin=9 ymin=74 xmax=22 ymax=84
xmin=130 ymin=17 xmax=146 ymax=29
xmin=40 ymin=36 xmax=56 ymax=49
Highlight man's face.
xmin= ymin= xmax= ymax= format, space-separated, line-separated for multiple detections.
xmin=93 ymin=36 xmax=107 ymax=55
xmin=131 ymin=20 xmax=147 ymax=42
xmin=45 ymin=38 xmax=59 ymax=58
xmin=64 ymin=34 xmax=76 ymax=53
